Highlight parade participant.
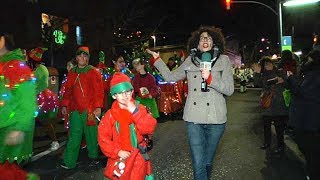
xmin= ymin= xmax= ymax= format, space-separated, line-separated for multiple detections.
xmin=146 ymin=26 xmax=234 ymax=180
xmin=60 ymin=46 xmax=104 ymax=169
xmin=29 ymin=47 xmax=60 ymax=151
xmin=166 ymin=56 xmax=177 ymax=71
xmin=97 ymin=50 xmax=106 ymax=71
xmin=98 ymin=72 xmax=157 ymax=180
xmin=0 ymin=31 xmax=38 ymax=179
xmin=96 ymin=50 xmax=109 ymax=112
xmin=104 ymin=53 xmax=134 ymax=111
xmin=59 ymin=58 xmax=77 ymax=128
xmin=132 ymin=58 xmax=160 ymax=119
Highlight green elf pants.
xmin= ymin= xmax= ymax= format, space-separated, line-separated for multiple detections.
xmin=136 ymin=97 xmax=160 ymax=119
xmin=63 ymin=111 xmax=98 ymax=168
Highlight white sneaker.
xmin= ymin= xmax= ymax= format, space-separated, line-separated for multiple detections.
xmin=50 ymin=141 xmax=60 ymax=151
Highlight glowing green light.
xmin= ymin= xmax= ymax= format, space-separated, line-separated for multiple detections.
xmin=53 ymin=30 xmax=67 ymax=45
xmin=9 ymin=112 xmax=15 ymax=119
xmin=283 ymin=0 xmax=320 ymax=6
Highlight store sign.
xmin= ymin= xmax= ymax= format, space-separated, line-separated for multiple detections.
xmin=281 ymin=36 xmax=292 ymax=51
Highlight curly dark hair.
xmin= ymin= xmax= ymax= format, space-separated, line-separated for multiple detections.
xmin=187 ymin=26 xmax=225 ymax=54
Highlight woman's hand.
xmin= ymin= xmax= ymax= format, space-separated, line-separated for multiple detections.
xmin=252 ymin=63 xmax=261 ymax=73
xmin=201 ymin=69 xmax=210 ymax=80
xmin=146 ymin=49 xmax=159 ymax=59
xmin=276 ymin=77 xmax=284 ymax=84
xmin=287 ymin=71 xmax=293 ymax=77
xmin=146 ymin=49 xmax=161 ymax=66
xmin=118 ymin=150 xmax=131 ymax=160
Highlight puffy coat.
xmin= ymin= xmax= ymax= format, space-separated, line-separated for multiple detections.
xmin=98 ymin=101 xmax=157 ymax=180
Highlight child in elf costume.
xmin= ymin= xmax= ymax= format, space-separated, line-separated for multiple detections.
xmin=60 ymin=46 xmax=104 ymax=169
xmin=98 ymin=72 xmax=157 ymax=180
xmin=132 ymin=58 xmax=160 ymax=119
xmin=104 ymin=53 xmax=134 ymax=111
xmin=0 ymin=32 xmax=38 ymax=179
xmin=29 ymin=47 xmax=60 ymax=151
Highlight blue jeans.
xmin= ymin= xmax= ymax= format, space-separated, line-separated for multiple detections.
xmin=186 ymin=122 xmax=226 ymax=180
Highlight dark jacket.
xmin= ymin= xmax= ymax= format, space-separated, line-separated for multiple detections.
xmin=287 ymin=70 xmax=320 ymax=131
xmin=254 ymin=69 xmax=288 ymax=116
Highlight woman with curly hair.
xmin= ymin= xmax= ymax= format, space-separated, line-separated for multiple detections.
xmin=147 ymin=26 xmax=234 ymax=180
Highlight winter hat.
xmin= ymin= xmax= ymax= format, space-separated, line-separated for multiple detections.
xmin=76 ymin=46 xmax=90 ymax=56
xmin=110 ymin=72 xmax=133 ymax=95
xmin=29 ymin=47 xmax=47 ymax=62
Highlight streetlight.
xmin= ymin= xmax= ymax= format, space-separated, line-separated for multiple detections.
xmin=151 ymin=35 xmax=156 ymax=48
xmin=226 ymin=0 xmax=320 ymax=51
xmin=283 ymin=0 xmax=320 ymax=7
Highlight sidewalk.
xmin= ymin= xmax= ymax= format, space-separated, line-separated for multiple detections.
xmin=236 ymin=89 xmax=306 ymax=166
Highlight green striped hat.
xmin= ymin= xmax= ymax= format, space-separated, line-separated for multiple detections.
xmin=110 ymin=72 xmax=133 ymax=95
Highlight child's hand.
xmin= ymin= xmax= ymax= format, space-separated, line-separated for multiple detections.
xmin=125 ymin=100 xmax=137 ymax=113
xmin=118 ymin=150 xmax=131 ymax=160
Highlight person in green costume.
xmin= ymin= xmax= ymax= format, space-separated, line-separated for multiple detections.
xmin=0 ymin=31 xmax=38 ymax=179
xmin=60 ymin=46 xmax=104 ymax=169
xmin=132 ymin=58 xmax=160 ymax=119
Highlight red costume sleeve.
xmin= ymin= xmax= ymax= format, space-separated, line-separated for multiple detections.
xmin=98 ymin=111 xmax=122 ymax=159
xmin=132 ymin=75 xmax=140 ymax=96
xmin=147 ymin=74 xmax=159 ymax=98
xmin=132 ymin=104 xmax=157 ymax=135
xmin=90 ymin=69 xmax=104 ymax=110
xmin=2 ymin=60 xmax=33 ymax=87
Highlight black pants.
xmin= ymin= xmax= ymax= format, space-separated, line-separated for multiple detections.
xmin=294 ymin=131 xmax=320 ymax=180
xmin=263 ymin=115 xmax=287 ymax=148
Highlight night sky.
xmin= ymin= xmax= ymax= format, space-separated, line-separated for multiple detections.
xmin=2 ymin=0 xmax=320 ymax=48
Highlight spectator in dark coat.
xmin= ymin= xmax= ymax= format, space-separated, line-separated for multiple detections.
xmin=287 ymin=50 xmax=320 ymax=180
xmin=253 ymin=57 xmax=288 ymax=156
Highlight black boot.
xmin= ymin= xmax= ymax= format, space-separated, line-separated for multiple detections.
xmin=260 ymin=144 xmax=270 ymax=150
xmin=272 ymin=147 xmax=284 ymax=158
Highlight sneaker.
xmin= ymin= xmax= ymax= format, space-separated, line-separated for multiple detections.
xmin=81 ymin=141 xmax=87 ymax=149
xmin=50 ymin=141 xmax=60 ymax=151
xmin=60 ymin=163 xmax=72 ymax=170
xmin=89 ymin=159 xmax=100 ymax=167
xmin=272 ymin=147 xmax=284 ymax=155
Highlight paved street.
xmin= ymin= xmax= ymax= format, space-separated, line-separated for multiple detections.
xmin=25 ymin=90 xmax=306 ymax=180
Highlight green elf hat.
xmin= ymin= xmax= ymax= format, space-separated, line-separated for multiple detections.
xmin=76 ymin=46 xmax=90 ymax=56
xmin=29 ymin=47 xmax=48 ymax=62
xmin=110 ymin=72 xmax=133 ymax=95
